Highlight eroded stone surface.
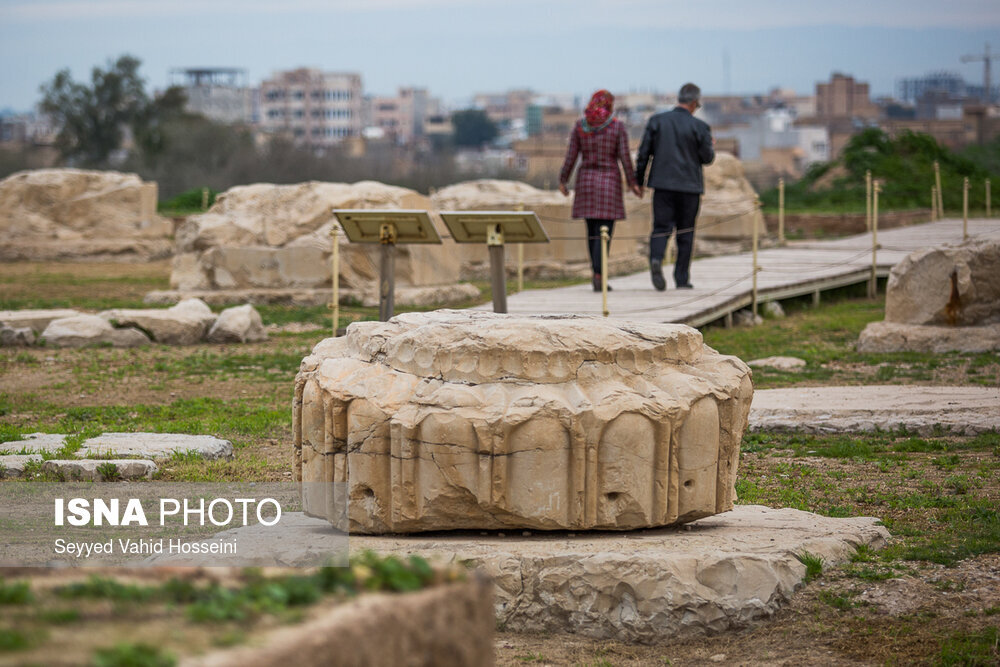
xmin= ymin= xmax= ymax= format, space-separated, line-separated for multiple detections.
xmin=42 ymin=459 xmax=157 ymax=481
xmin=0 ymin=455 xmax=42 ymax=478
xmin=884 ymin=239 xmax=1000 ymax=326
xmin=206 ymin=304 xmax=267 ymax=343
xmin=169 ymin=181 xmax=462 ymax=293
xmin=0 ymin=309 xmax=80 ymax=334
xmin=240 ymin=506 xmax=887 ymax=642
xmin=749 ymin=385 xmax=1000 ymax=435
xmin=747 ymin=356 xmax=805 ymax=371
xmin=40 ymin=314 xmax=151 ymax=348
xmin=0 ymin=433 xmax=67 ymax=453
xmin=101 ymin=298 xmax=217 ymax=345
xmin=79 ymin=433 xmax=234 ymax=460
xmin=0 ymin=325 xmax=35 ymax=346
xmin=857 ymin=321 xmax=1000 ymax=353
xmin=698 ymin=152 xmax=766 ymax=239
xmin=294 ymin=310 xmax=753 ymax=533
xmin=0 ymin=169 xmax=171 ymax=261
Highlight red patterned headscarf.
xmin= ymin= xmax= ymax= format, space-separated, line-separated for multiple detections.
xmin=581 ymin=89 xmax=614 ymax=133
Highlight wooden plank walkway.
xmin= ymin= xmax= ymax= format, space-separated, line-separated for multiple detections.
xmin=473 ymin=218 xmax=1000 ymax=326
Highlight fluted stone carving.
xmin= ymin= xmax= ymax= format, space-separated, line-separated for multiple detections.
xmin=293 ymin=311 xmax=753 ymax=533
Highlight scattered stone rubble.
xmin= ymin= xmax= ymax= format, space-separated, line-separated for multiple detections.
xmin=858 ymin=238 xmax=1000 ymax=352
xmin=0 ymin=168 xmax=172 ymax=261
xmin=295 ymin=310 xmax=753 ymax=533
xmin=1 ymin=300 xmax=267 ymax=348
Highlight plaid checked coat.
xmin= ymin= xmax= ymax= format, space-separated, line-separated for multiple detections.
xmin=559 ymin=118 xmax=637 ymax=220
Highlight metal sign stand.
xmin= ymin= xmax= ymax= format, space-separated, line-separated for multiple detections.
xmin=333 ymin=209 xmax=442 ymax=321
xmin=439 ymin=210 xmax=549 ymax=314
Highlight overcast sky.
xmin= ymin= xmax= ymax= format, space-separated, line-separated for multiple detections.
xmin=2 ymin=0 xmax=999 ymax=112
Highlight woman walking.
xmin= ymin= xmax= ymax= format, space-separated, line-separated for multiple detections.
xmin=559 ymin=90 xmax=642 ymax=291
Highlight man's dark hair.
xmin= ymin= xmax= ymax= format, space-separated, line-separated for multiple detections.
xmin=678 ymin=83 xmax=701 ymax=105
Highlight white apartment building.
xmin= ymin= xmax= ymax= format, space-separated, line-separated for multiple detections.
xmin=259 ymin=68 xmax=362 ymax=147
xmin=367 ymin=87 xmax=441 ymax=145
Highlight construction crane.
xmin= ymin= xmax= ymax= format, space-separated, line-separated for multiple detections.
xmin=961 ymin=43 xmax=1000 ymax=105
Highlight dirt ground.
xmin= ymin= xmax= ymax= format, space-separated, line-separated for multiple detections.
xmin=2 ymin=260 xmax=999 ymax=666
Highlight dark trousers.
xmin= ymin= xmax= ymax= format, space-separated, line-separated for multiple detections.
xmin=650 ymin=190 xmax=700 ymax=287
xmin=585 ymin=218 xmax=615 ymax=275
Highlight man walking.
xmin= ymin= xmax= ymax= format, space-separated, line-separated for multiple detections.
xmin=635 ymin=83 xmax=714 ymax=290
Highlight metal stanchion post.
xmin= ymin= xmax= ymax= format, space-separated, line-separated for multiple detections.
xmin=934 ymin=161 xmax=944 ymax=219
xmin=201 ymin=187 xmax=209 ymax=211
xmin=378 ymin=223 xmax=396 ymax=321
xmin=516 ymin=204 xmax=525 ymax=293
xmin=752 ymin=195 xmax=760 ymax=317
xmin=778 ymin=177 xmax=786 ymax=244
xmin=963 ymin=177 xmax=969 ymax=240
xmin=870 ymin=181 xmax=880 ymax=298
xmin=600 ymin=225 xmax=610 ymax=317
xmin=865 ymin=170 xmax=872 ymax=231
xmin=330 ymin=225 xmax=340 ymax=336
xmin=931 ymin=186 xmax=938 ymax=221
xmin=487 ymin=224 xmax=507 ymax=314
xmin=987 ymin=179 xmax=992 ymax=218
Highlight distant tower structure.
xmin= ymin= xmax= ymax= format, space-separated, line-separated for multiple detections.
xmin=169 ymin=68 xmax=253 ymax=124
xmin=961 ymin=43 xmax=1000 ymax=104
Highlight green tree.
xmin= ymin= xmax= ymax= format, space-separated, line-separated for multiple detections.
xmin=39 ymin=54 xmax=151 ymax=166
xmin=450 ymin=109 xmax=498 ymax=148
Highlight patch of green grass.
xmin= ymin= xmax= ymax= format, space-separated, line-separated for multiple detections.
xmin=0 ymin=628 xmax=32 ymax=652
xmin=796 ymin=551 xmax=824 ymax=582
xmin=91 ymin=642 xmax=176 ymax=667
xmin=0 ymin=425 xmax=22 ymax=446
xmin=818 ymin=589 xmax=859 ymax=611
xmin=0 ymin=579 xmax=32 ymax=605
xmin=933 ymin=626 xmax=999 ymax=666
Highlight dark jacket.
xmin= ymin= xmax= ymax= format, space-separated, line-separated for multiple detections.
xmin=635 ymin=107 xmax=714 ymax=194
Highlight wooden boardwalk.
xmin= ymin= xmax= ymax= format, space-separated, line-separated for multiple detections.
xmin=474 ymin=218 xmax=1000 ymax=326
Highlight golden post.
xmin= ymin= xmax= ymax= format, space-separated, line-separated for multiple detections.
xmin=870 ymin=180 xmax=880 ymax=298
xmin=752 ymin=195 xmax=760 ymax=317
xmin=600 ymin=225 xmax=610 ymax=317
xmin=201 ymin=187 xmax=209 ymax=211
xmin=330 ymin=224 xmax=340 ymax=336
xmin=934 ymin=161 xmax=944 ymax=218
xmin=865 ymin=170 xmax=872 ymax=231
xmin=963 ymin=177 xmax=969 ymax=240
xmin=931 ymin=186 xmax=938 ymax=221
xmin=987 ymin=179 xmax=992 ymax=218
xmin=778 ymin=177 xmax=785 ymax=244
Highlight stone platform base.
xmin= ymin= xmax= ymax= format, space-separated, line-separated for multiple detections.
xmin=220 ymin=506 xmax=888 ymax=643
xmin=144 ymin=284 xmax=480 ymax=308
xmin=750 ymin=386 xmax=1000 ymax=435
xmin=857 ymin=321 xmax=1000 ymax=353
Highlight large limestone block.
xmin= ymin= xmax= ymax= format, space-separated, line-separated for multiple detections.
xmin=294 ymin=311 xmax=753 ymax=534
xmin=206 ymin=304 xmax=268 ymax=343
xmin=698 ymin=152 xmax=766 ymax=239
xmin=170 ymin=181 xmax=461 ymax=291
xmin=858 ymin=321 xmax=1000 ymax=354
xmin=431 ymin=179 xmax=650 ymax=279
xmin=0 ymin=309 xmax=80 ymax=334
xmin=0 ymin=168 xmax=170 ymax=260
xmin=884 ymin=239 xmax=1000 ymax=326
xmin=100 ymin=298 xmax=216 ymax=345
xmin=40 ymin=314 xmax=150 ymax=348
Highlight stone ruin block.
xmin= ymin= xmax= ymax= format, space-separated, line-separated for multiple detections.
xmin=293 ymin=311 xmax=753 ymax=534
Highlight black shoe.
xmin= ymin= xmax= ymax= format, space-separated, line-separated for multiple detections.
xmin=676 ymin=283 xmax=694 ymax=289
xmin=650 ymin=261 xmax=666 ymax=291
xmin=592 ymin=274 xmax=612 ymax=292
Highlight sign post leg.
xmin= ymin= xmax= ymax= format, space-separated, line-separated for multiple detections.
xmin=378 ymin=223 xmax=397 ymax=321
xmin=487 ymin=224 xmax=507 ymax=314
